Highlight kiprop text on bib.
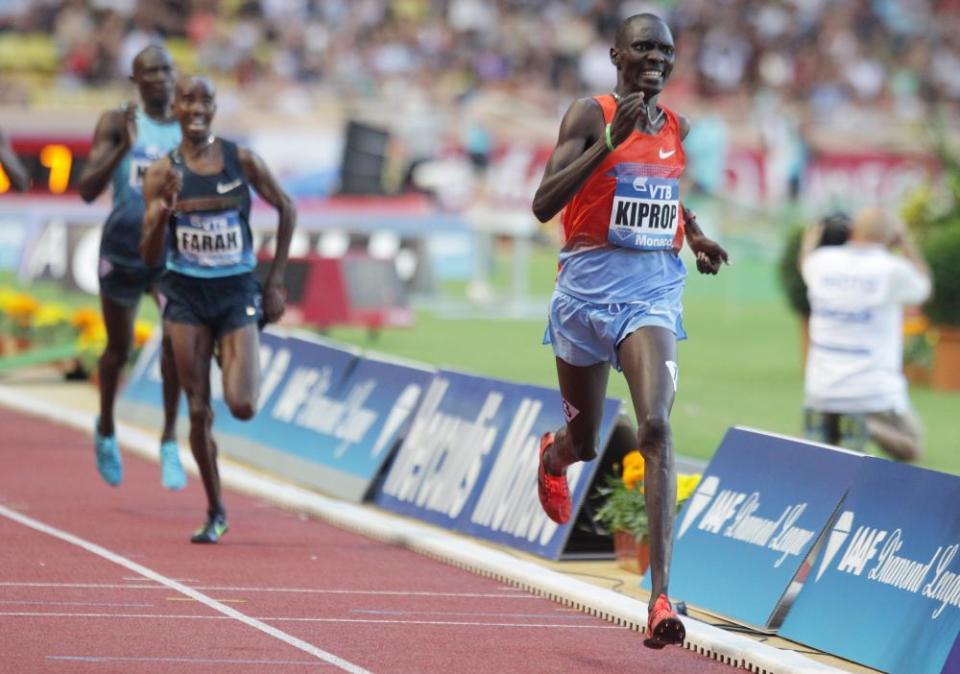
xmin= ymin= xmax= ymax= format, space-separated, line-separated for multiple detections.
xmin=127 ymin=145 xmax=163 ymax=193
xmin=607 ymin=173 xmax=679 ymax=251
xmin=174 ymin=210 xmax=244 ymax=268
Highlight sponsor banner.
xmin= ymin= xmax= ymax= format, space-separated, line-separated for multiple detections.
xmin=120 ymin=330 xmax=433 ymax=502
xmin=513 ymin=144 xmax=937 ymax=215
xmin=780 ymin=458 xmax=960 ymax=674
xmin=373 ymin=370 xmax=622 ymax=560
xmin=17 ymin=219 xmax=101 ymax=294
xmin=645 ymin=427 xmax=862 ymax=628
xmin=0 ymin=217 xmax=30 ymax=271
xmin=945 ymin=632 xmax=960 ymax=674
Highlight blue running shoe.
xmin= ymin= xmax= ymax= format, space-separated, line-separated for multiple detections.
xmin=93 ymin=417 xmax=122 ymax=486
xmin=159 ymin=440 xmax=187 ymax=491
xmin=190 ymin=512 xmax=228 ymax=544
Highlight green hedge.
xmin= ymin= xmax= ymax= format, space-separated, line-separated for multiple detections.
xmin=924 ymin=223 xmax=960 ymax=326
xmin=778 ymin=225 xmax=810 ymax=317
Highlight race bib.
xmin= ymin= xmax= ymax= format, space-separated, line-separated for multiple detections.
xmin=174 ymin=210 xmax=244 ymax=268
xmin=127 ymin=145 xmax=162 ymax=192
xmin=607 ymin=176 xmax=679 ymax=250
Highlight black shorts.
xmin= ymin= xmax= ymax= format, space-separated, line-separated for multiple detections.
xmin=163 ymin=271 xmax=263 ymax=340
xmin=98 ymin=258 xmax=165 ymax=309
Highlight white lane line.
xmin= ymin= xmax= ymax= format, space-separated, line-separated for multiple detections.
xmin=0 ymin=505 xmax=370 ymax=674
xmin=0 ymin=600 xmax=154 ymax=608
xmin=1 ymin=611 xmax=620 ymax=629
xmin=49 ymin=655 xmax=327 ymax=666
xmin=349 ymin=609 xmax=595 ymax=620
xmin=0 ymin=581 xmax=533 ymax=598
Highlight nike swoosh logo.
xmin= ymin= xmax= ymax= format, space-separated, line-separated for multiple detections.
xmin=216 ymin=178 xmax=243 ymax=194
xmin=659 ymin=148 xmax=676 ymax=159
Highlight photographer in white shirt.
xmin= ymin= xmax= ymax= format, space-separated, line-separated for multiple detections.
xmin=800 ymin=207 xmax=931 ymax=461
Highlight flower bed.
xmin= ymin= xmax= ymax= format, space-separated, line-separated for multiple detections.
xmin=593 ymin=450 xmax=700 ymax=575
xmin=0 ymin=286 xmax=154 ymax=377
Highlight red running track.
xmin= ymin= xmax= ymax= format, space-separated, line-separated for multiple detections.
xmin=0 ymin=406 xmax=747 ymax=673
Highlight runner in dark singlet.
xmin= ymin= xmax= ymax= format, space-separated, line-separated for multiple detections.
xmin=141 ymin=76 xmax=295 ymax=543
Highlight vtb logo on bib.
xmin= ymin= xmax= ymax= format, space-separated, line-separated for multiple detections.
xmin=608 ymin=174 xmax=679 ymax=251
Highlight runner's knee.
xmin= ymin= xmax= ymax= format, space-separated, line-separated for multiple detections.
xmin=226 ymin=395 xmax=256 ymax=421
xmin=186 ymin=397 xmax=213 ymax=430
xmin=637 ymin=414 xmax=671 ymax=455
xmin=101 ymin=337 xmax=132 ymax=363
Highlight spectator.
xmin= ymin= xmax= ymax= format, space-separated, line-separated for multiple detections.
xmin=800 ymin=207 xmax=932 ymax=461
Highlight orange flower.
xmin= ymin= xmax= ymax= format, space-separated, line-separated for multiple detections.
xmin=622 ymin=450 xmax=645 ymax=490
xmin=133 ymin=320 xmax=154 ymax=348
xmin=71 ymin=307 xmax=101 ymax=331
xmin=903 ymin=313 xmax=929 ymax=337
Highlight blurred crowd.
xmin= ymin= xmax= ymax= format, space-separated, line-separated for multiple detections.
xmin=3 ymin=0 xmax=960 ymax=121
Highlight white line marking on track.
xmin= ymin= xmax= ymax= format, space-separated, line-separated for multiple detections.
xmin=0 ymin=600 xmax=154 ymax=608
xmin=349 ymin=609 xmax=595 ymax=620
xmin=49 ymin=655 xmax=328 ymax=666
xmin=0 ymin=581 xmax=533 ymax=598
xmin=0 ymin=611 xmax=621 ymax=629
xmin=0 ymin=505 xmax=370 ymax=674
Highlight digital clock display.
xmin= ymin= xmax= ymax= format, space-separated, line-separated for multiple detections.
xmin=0 ymin=137 xmax=91 ymax=195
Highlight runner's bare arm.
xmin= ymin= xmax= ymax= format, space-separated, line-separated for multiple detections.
xmin=682 ymin=204 xmax=729 ymax=275
xmin=0 ymin=129 xmax=29 ymax=192
xmin=531 ymin=99 xmax=608 ymax=222
xmin=78 ymin=104 xmax=137 ymax=203
xmin=676 ymin=116 xmax=729 ymax=274
xmin=239 ymin=147 xmax=296 ymax=323
xmin=533 ymin=94 xmax=646 ymax=222
xmin=140 ymin=156 xmax=179 ymax=267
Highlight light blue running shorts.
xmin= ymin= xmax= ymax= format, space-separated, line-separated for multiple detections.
xmin=543 ymin=287 xmax=686 ymax=371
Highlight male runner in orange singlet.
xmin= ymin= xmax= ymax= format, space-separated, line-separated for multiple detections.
xmin=532 ymin=13 xmax=729 ymax=648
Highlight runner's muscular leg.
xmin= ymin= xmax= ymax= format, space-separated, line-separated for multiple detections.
xmin=218 ymin=323 xmax=260 ymax=421
xmin=618 ymin=326 xmax=678 ymax=609
xmin=166 ymin=320 xmax=222 ymax=515
xmin=97 ymin=295 xmax=137 ymax=437
xmin=545 ymin=357 xmax=610 ymax=475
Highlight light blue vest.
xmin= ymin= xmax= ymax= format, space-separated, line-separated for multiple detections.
xmin=101 ymin=108 xmax=181 ymax=266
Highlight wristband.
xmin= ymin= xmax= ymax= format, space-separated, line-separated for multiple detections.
xmin=604 ymin=123 xmax=616 ymax=152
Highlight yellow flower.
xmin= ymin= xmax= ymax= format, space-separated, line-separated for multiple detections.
xmin=133 ymin=320 xmax=154 ymax=348
xmin=622 ymin=450 xmax=645 ymax=490
xmin=0 ymin=287 xmax=19 ymax=312
xmin=33 ymin=303 xmax=70 ymax=328
xmin=676 ymin=473 xmax=701 ymax=504
xmin=5 ymin=292 xmax=39 ymax=324
xmin=77 ymin=321 xmax=107 ymax=350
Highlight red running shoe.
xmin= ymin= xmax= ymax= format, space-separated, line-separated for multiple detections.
xmin=537 ymin=432 xmax=571 ymax=524
xmin=644 ymin=593 xmax=686 ymax=649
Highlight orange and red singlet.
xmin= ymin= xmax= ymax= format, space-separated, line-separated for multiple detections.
xmin=561 ymin=95 xmax=687 ymax=253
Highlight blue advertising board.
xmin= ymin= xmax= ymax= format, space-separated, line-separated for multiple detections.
xmin=120 ymin=330 xmax=434 ymax=502
xmin=780 ymin=458 xmax=960 ymax=674
xmin=644 ymin=427 xmax=862 ymax=629
xmin=945 ymin=633 xmax=960 ymax=674
xmin=373 ymin=369 xmax=623 ymax=560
